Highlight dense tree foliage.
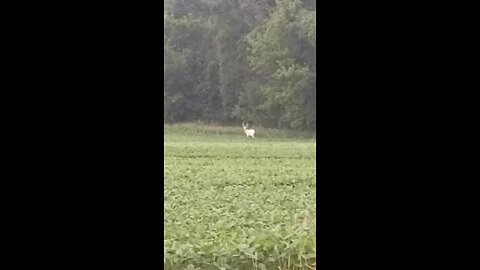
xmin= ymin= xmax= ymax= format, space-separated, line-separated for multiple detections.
xmin=164 ymin=0 xmax=316 ymax=131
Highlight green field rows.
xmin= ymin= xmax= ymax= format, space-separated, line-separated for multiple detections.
xmin=164 ymin=128 xmax=316 ymax=269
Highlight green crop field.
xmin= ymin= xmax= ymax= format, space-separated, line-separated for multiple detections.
xmin=164 ymin=124 xmax=316 ymax=270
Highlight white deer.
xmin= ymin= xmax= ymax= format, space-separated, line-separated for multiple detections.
xmin=242 ymin=122 xmax=255 ymax=138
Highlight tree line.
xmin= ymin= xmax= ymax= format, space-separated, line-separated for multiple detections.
xmin=164 ymin=0 xmax=316 ymax=131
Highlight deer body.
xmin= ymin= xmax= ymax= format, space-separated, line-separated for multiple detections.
xmin=242 ymin=122 xmax=255 ymax=138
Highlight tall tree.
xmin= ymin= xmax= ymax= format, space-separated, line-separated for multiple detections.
xmin=242 ymin=0 xmax=316 ymax=130
xmin=164 ymin=0 xmax=316 ymax=131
